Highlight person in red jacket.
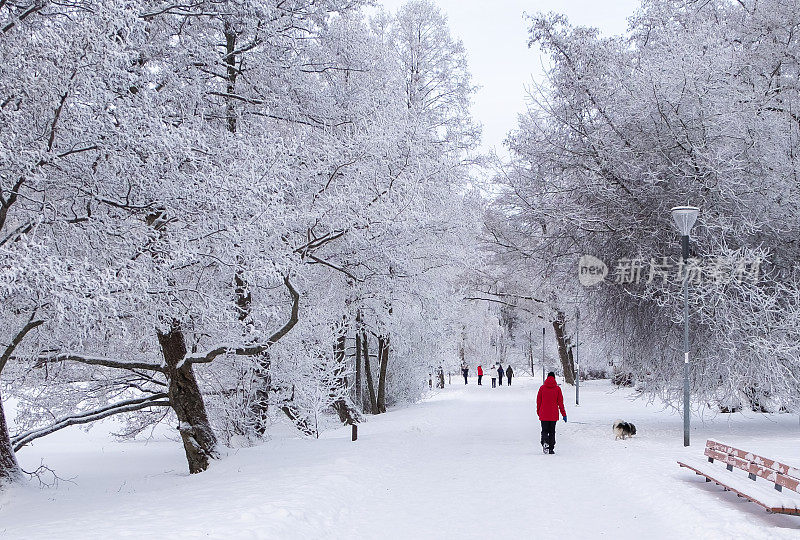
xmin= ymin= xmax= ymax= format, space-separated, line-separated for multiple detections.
xmin=536 ymin=372 xmax=567 ymax=454
xmin=477 ymin=365 xmax=483 ymax=385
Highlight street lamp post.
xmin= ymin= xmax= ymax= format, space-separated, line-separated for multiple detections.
xmin=670 ymin=205 xmax=700 ymax=447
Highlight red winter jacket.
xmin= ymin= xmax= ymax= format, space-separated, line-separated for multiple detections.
xmin=477 ymin=366 xmax=483 ymax=376
xmin=537 ymin=375 xmax=566 ymax=421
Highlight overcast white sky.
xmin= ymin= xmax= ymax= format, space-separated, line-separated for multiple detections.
xmin=376 ymin=0 xmax=641 ymax=156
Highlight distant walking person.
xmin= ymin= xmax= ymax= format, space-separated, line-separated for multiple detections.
xmin=461 ymin=362 xmax=469 ymax=384
xmin=477 ymin=365 xmax=483 ymax=386
xmin=497 ymin=364 xmax=504 ymax=386
xmin=491 ymin=364 xmax=497 ymax=388
xmin=537 ymin=372 xmax=567 ymax=454
xmin=506 ymin=365 xmax=514 ymax=386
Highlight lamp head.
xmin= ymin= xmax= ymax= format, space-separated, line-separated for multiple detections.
xmin=670 ymin=205 xmax=700 ymax=236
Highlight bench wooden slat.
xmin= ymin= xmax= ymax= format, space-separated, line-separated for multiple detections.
xmin=678 ymin=460 xmax=800 ymax=515
xmin=708 ymin=440 xmax=800 ymax=484
xmin=704 ymin=446 xmax=753 ymax=476
xmin=683 ymin=440 xmax=800 ymax=515
xmin=704 ymin=447 xmax=728 ymax=462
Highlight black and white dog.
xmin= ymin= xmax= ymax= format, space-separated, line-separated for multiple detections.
xmin=613 ymin=420 xmax=637 ymax=440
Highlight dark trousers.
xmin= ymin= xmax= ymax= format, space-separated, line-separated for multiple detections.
xmin=478 ymin=375 xmax=483 ymax=385
xmin=507 ymin=375 xmax=512 ymax=385
xmin=491 ymin=378 xmax=496 ymax=388
xmin=463 ymin=374 xmax=468 ymax=384
xmin=499 ymin=375 xmax=504 ymax=385
xmin=541 ymin=420 xmax=557 ymax=449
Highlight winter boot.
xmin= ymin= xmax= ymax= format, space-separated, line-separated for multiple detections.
xmin=548 ymin=448 xmax=555 ymax=454
xmin=542 ymin=442 xmax=549 ymax=454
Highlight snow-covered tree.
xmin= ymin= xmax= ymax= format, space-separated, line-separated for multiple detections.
xmin=0 ymin=0 xmax=482 ymax=486
xmin=492 ymin=0 xmax=800 ymax=407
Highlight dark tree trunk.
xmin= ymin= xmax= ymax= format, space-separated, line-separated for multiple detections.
xmin=247 ymin=276 xmax=300 ymax=436
xmin=331 ymin=398 xmax=362 ymax=425
xmin=234 ymin=269 xmax=252 ymax=322
xmin=330 ymin=327 xmax=360 ymax=424
xmin=0 ymin=315 xmax=43 ymax=487
xmin=278 ymin=385 xmax=316 ymax=436
xmin=354 ymin=311 xmax=363 ymax=408
xmin=528 ymin=331 xmax=535 ymax=376
xmin=223 ymin=21 xmax=239 ymax=135
xmin=0 ymin=389 xmax=21 ymax=487
xmin=157 ymin=323 xmax=218 ymax=474
xmin=362 ymin=332 xmax=378 ymax=414
xmin=354 ymin=329 xmax=362 ymax=408
xmin=553 ymin=312 xmax=575 ymax=385
xmin=376 ymin=335 xmax=389 ymax=413
xmin=743 ymin=387 xmax=770 ymax=413
xmin=250 ymin=354 xmax=271 ymax=436
xmin=281 ymin=405 xmax=317 ymax=437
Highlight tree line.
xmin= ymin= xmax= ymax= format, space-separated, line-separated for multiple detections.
xmin=0 ymin=0 xmax=479 ymax=486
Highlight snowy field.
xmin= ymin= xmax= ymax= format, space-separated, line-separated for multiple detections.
xmin=2 ymin=376 xmax=800 ymax=539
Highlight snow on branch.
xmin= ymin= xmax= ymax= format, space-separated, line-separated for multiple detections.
xmin=183 ymin=275 xmax=299 ymax=367
xmin=34 ymin=353 xmax=166 ymax=373
xmin=0 ymin=315 xmax=44 ymax=374
xmin=12 ymin=393 xmax=170 ymax=451
xmin=1 ymin=0 xmax=47 ymax=34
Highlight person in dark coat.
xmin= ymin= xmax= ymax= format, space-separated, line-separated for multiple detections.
xmin=506 ymin=365 xmax=514 ymax=385
xmin=461 ymin=363 xmax=469 ymax=384
xmin=497 ymin=364 xmax=504 ymax=386
xmin=537 ymin=372 xmax=567 ymax=454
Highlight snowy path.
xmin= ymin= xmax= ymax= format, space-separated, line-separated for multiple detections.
xmin=3 ymin=377 xmax=800 ymax=539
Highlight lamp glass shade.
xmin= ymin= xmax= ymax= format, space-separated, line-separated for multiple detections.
xmin=670 ymin=206 xmax=700 ymax=236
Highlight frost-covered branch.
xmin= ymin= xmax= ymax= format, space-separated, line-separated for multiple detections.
xmin=0 ymin=315 xmax=44 ymax=375
xmin=184 ymin=275 xmax=299 ymax=367
xmin=12 ymin=393 xmax=170 ymax=451
xmin=34 ymin=354 xmax=165 ymax=373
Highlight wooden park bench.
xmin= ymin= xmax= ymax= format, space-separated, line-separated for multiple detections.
xmin=678 ymin=440 xmax=800 ymax=515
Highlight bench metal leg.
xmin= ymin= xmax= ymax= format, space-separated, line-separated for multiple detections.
xmin=708 ymin=457 xmax=714 ymax=463
xmin=775 ymin=484 xmax=783 ymax=492
xmin=706 ymin=478 xmax=711 ymax=482
xmin=726 ymin=464 xmax=734 ymax=472
xmin=748 ymin=473 xmax=757 ymax=481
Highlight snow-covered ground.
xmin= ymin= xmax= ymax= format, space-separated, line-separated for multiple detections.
xmin=2 ymin=376 xmax=800 ymax=539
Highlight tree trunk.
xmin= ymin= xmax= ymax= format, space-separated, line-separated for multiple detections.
xmin=376 ymin=335 xmax=389 ymax=413
xmin=330 ymin=327 xmax=360 ymax=424
xmin=281 ymin=397 xmax=317 ymax=437
xmin=552 ymin=312 xmax=575 ymax=385
xmin=0 ymin=316 xmax=42 ymax=488
xmin=157 ymin=323 xmax=218 ymax=474
xmin=528 ymin=331 xmax=535 ymax=376
xmin=354 ymin=329 xmax=362 ymax=408
xmin=362 ymin=331 xmax=378 ymax=414
xmin=223 ymin=21 xmax=239 ymax=135
xmin=249 ymin=354 xmax=271 ymax=436
xmin=332 ymin=398 xmax=362 ymax=425
xmin=0 ymin=389 xmax=22 ymax=488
